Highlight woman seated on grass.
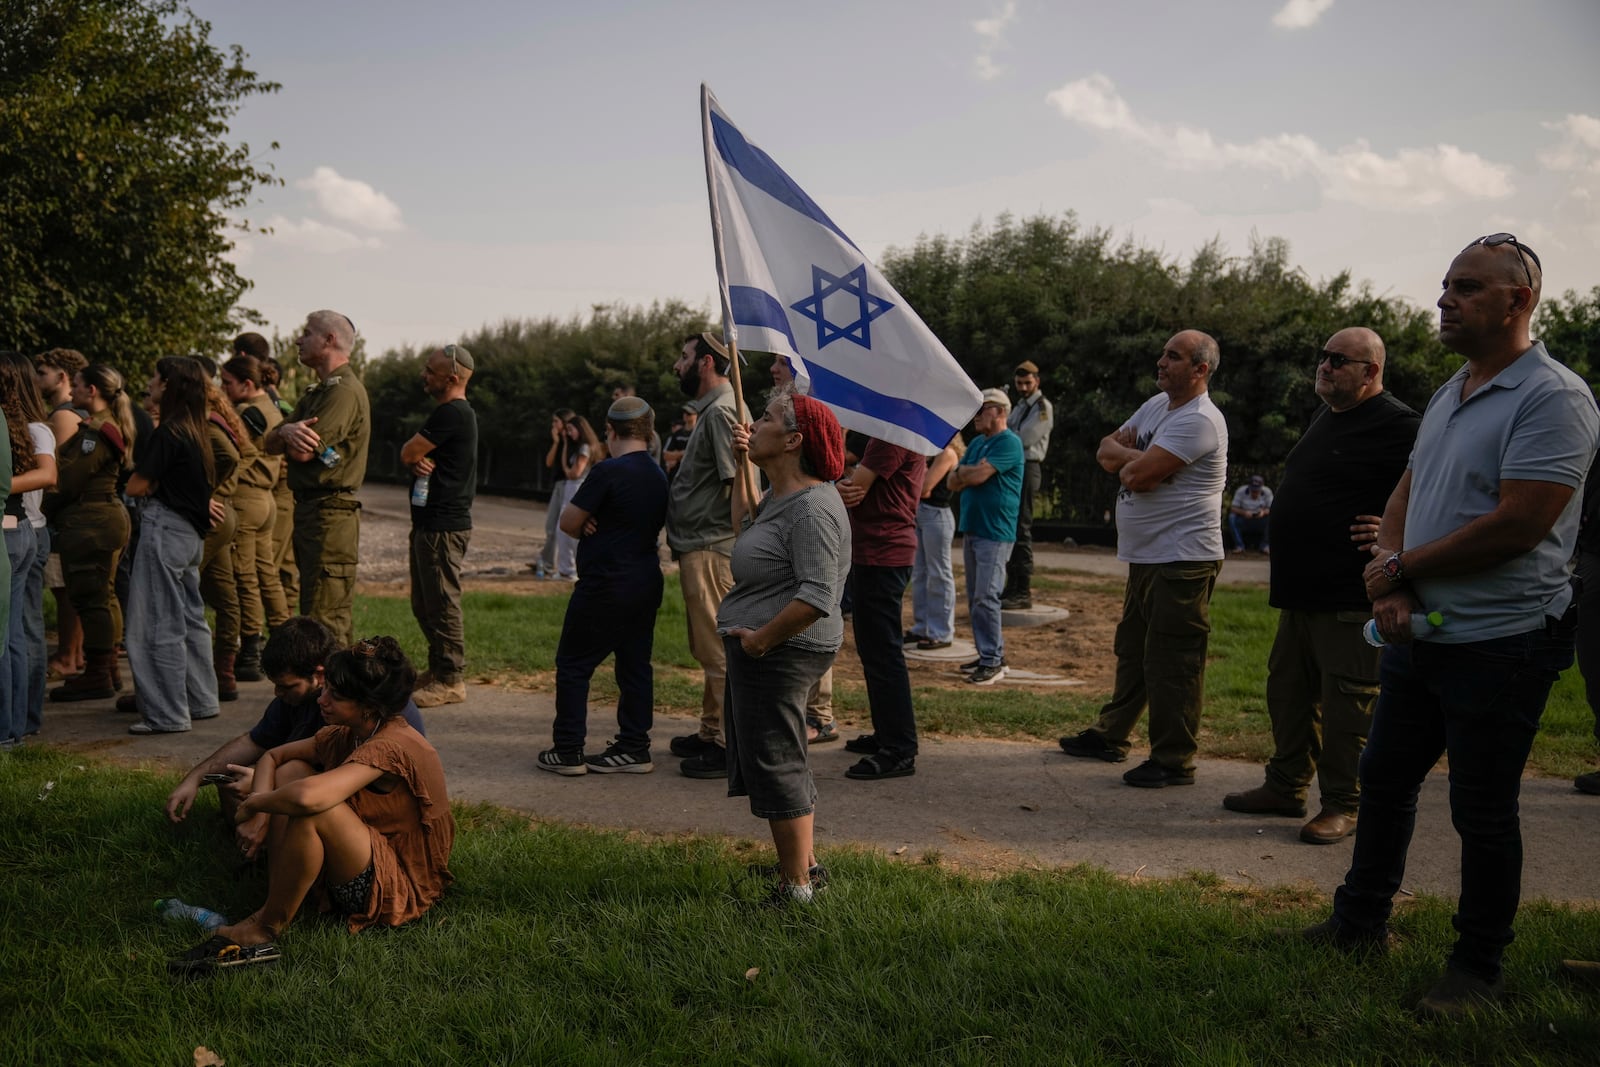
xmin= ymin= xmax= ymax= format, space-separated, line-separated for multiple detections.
xmin=171 ymin=636 xmax=454 ymax=972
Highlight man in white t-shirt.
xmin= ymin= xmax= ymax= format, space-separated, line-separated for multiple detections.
xmin=1059 ymin=330 xmax=1228 ymax=787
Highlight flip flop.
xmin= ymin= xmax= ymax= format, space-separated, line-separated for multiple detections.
xmin=169 ymin=935 xmax=282 ymax=974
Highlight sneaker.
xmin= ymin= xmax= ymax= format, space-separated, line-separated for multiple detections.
xmin=1575 ymin=770 xmax=1600 ymax=795
xmin=1122 ymin=759 xmax=1195 ymax=788
xmin=1415 ymin=966 xmax=1505 ymax=1020
xmin=901 ymin=631 xmax=928 ymax=645
xmin=680 ymin=746 xmax=728 ymax=779
xmin=761 ymin=880 xmax=817 ymax=908
xmin=844 ymin=733 xmax=881 ymax=755
xmin=966 ymin=662 xmax=1008 ymax=686
xmin=1058 ymin=729 xmax=1127 ymax=763
xmin=412 ymin=679 xmax=466 ymax=708
xmin=669 ymin=733 xmax=718 ymax=758
xmin=535 ymin=748 xmax=587 ymax=776
xmin=959 ymin=655 xmax=1006 ymax=673
xmin=585 ymin=742 xmax=653 ymax=774
xmin=129 ymin=720 xmax=191 ymax=735
xmin=916 ymin=638 xmax=953 ymax=650
xmin=748 ymin=861 xmax=831 ymax=889
xmin=1298 ymin=917 xmax=1396 ymax=956
xmin=1000 ymin=594 xmax=1033 ymax=610
xmin=845 ymin=753 xmax=916 ymax=780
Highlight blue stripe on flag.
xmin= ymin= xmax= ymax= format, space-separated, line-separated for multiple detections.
xmin=730 ymin=284 xmax=957 ymax=446
xmin=710 ymin=110 xmax=857 ymax=251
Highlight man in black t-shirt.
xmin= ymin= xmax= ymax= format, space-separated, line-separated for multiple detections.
xmin=401 ymin=345 xmax=479 ymax=708
xmin=537 ymin=396 xmax=669 ymax=775
xmin=1222 ymin=327 xmax=1420 ymax=844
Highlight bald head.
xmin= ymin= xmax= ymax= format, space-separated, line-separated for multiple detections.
xmin=1316 ymin=326 xmax=1386 ymax=412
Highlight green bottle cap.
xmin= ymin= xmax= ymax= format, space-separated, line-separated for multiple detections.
xmin=1425 ymin=611 xmax=1444 ymax=627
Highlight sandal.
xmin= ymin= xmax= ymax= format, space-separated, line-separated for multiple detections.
xmin=169 ymin=935 xmax=282 ymax=974
xmin=805 ymin=718 xmax=839 ymax=744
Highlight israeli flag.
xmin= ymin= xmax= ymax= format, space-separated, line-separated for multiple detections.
xmin=701 ymin=85 xmax=981 ymax=454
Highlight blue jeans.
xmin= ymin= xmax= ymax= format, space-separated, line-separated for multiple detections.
xmin=126 ymin=501 xmax=217 ymax=731
xmin=23 ymin=525 xmax=48 ymax=735
xmin=1229 ymin=514 xmax=1268 ymax=551
xmin=963 ymin=536 xmax=1012 ymax=666
xmin=3 ymin=522 xmax=38 ymax=743
xmin=1332 ymin=617 xmax=1575 ymax=981
xmin=911 ymin=504 xmax=955 ymax=642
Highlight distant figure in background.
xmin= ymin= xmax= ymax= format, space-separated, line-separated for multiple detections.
xmin=264 ymin=310 xmax=370 ymax=647
xmin=1002 ymin=359 xmax=1053 ymax=610
xmin=553 ymin=414 xmax=601 ymax=581
xmin=1229 ymin=474 xmax=1274 ymax=553
xmin=32 ymin=347 xmax=87 ymax=681
xmin=661 ymin=404 xmax=696 ymax=480
xmin=946 ymin=389 xmax=1023 ymax=687
xmin=400 ymin=345 xmax=478 ymax=708
xmin=2 ymin=353 xmax=57 ymax=746
xmin=904 ymin=436 xmax=963 ymax=651
xmin=536 ymin=407 xmax=576 ymax=578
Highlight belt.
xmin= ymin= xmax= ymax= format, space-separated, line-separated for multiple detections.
xmin=296 ymin=487 xmax=357 ymax=500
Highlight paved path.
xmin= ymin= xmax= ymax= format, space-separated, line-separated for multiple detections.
xmin=36 ymin=681 xmax=1599 ymax=903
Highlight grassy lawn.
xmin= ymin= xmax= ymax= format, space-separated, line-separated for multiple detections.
xmin=5 ymin=746 xmax=1600 ymax=1065
xmin=346 ymin=577 xmax=1600 ymax=779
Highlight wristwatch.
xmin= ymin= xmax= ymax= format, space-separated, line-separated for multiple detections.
xmin=1381 ymin=552 xmax=1405 ymax=584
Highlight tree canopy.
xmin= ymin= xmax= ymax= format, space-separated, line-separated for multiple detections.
xmin=0 ymin=0 xmax=279 ymax=367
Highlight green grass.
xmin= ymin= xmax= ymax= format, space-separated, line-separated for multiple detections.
xmin=5 ymin=746 xmax=1600 ymax=1066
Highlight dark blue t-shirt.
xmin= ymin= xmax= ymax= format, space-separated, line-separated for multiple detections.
xmin=248 ymin=692 xmax=426 ymax=749
xmin=569 ymin=450 xmax=668 ymax=583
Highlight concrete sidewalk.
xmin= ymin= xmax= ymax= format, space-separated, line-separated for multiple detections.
xmin=33 ymin=679 xmax=1599 ymax=903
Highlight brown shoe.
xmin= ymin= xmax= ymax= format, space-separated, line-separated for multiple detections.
xmin=1300 ymin=809 xmax=1358 ymax=845
xmin=1559 ymin=960 xmax=1600 ymax=988
xmin=1221 ymin=785 xmax=1305 ymax=818
xmin=412 ymin=679 xmax=466 ymax=708
xmin=115 ymin=693 xmax=140 ymax=714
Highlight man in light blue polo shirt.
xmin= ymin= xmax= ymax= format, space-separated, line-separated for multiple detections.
xmin=1302 ymin=235 xmax=1600 ymax=1021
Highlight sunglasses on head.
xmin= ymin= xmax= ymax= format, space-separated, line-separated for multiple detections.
xmin=1467 ymin=233 xmax=1540 ymax=288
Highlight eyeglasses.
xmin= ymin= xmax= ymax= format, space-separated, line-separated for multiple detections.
xmin=1319 ymin=351 xmax=1376 ymax=370
xmin=1467 ymin=233 xmax=1540 ymax=288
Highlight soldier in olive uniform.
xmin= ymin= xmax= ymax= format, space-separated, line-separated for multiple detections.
xmin=46 ymin=365 xmax=137 ymax=701
xmin=264 ymin=311 xmax=370 ymax=648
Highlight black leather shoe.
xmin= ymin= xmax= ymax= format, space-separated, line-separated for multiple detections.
xmin=669 ymin=733 xmax=717 ymax=758
xmin=1122 ymin=759 xmax=1194 ymax=788
xmin=1058 ymin=729 xmax=1126 ymax=763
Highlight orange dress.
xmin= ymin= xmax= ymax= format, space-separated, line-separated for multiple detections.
xmin=313 ymin=719 xmax=454 ymax=931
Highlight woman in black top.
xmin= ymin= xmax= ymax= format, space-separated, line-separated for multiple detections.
xmin=124 ymin=358 xmax=220 ymax=734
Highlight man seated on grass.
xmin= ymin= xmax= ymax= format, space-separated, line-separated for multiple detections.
xmin=165 ymin=616 xmax=424 ymax=860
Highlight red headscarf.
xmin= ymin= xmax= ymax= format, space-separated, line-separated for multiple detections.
xmin=790 ymin=394 xmax=844 ymax=481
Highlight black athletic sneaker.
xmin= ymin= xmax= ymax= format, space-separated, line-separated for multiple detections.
xmin=669 ymin=733 xmax=717 ymax=758
xmin=586 ymin=741 xmax=653 ymax=774
xmin=1058 ymin=729 xmax=1127 ymax=763
xmin=535 ymin=748 xmax=587 ymax=776
xmin=959 ymin=655 xmax=1007 ymax=673
xmin=680 ymin=745 xmax=728 ymax=779
xmin=1122 ymin=759 xmax=1195 ymax=788
xmin=966 ymin=662 xmax=1008 ymax=686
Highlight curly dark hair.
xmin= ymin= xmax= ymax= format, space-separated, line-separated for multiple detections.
xmin=323 ymin=636 xmax=418 ymax=719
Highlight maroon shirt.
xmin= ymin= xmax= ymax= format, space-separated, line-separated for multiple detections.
xmin=847 ymin=439 xmax=925 ymax=567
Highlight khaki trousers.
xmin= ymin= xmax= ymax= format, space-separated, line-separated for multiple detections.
xmin=678 ymin=549 xmax=734 ymax=745
xmin=1263 ymin=609 xmax=1380 ymax=814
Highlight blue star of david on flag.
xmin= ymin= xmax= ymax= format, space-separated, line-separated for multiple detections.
xmin=788 ymin=263 xmax=895 ymax=350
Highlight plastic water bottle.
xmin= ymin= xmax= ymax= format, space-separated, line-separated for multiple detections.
xmin=1363 ymin=611 xmax=1444 ymax=647
xmin=155 ymin=898 xmax=229 ymax=931
xmin=315 ymin=444 xmax=341 ymax=468
xmin=410 ymin=474 xmax=430 ymax=507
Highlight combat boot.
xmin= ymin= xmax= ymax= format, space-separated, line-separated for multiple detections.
xmin=215 ymin=651 xmax=239 ymax=703
xmin=235 ymin=634 xmax=264 ymax=682
xmin=50 ymin=649 xmax=117 ymax=702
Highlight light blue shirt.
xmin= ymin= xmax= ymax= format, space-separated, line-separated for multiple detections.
xmin=1407 ymin=342 xmax=1599 ymax=642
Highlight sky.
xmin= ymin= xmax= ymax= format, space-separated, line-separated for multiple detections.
xmin=190 ymin=0 xmax=1600 ymax=359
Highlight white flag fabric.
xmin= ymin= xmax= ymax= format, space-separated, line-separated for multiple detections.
xmin=701 ymin=86 xmax=981 ymax=455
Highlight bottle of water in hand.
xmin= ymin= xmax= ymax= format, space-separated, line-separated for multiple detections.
xmin=1363 ymin=611 xmax=1444 ymax=648
xmin=155 ymin=898 xmax=229 ymax=931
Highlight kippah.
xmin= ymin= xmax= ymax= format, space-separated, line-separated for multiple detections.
xmin=442 ymin=344 xmax=475 ymax=371
xmin=608 ymin=395 xmax=652 ymax=421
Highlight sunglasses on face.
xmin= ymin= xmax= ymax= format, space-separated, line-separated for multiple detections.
xmin=1319 ymin=351 xmax=1375 ymax=370
xmin=1467 ymin=233 xmax=1540 ymax=288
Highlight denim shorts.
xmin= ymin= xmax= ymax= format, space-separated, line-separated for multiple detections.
xmin=723 ymin=637 xmax=834 ymax=819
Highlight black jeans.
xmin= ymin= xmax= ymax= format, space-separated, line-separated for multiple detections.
xmin=552 ymin=573 xmax=663 ymax=752
xmin=1331 ymin=615 xmax=1576 ymax=981
xmin=1005 ymin=459 xmax=1042 ymax=594
xmin=851 ymin=564 xmax=917 ymax=759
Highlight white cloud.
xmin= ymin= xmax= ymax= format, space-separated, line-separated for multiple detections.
xmin=1272 ymin=0 xmax=1336 ymax=30
xmin=1539 ymin=114 xmax=1600 ymax=176
xmin=1047 ymin=73 xmax=1513 ymax=210
xmin=295 ymin=166 xmax=404 ymax=232
xmin=264 ymin=215 xmax=384 ymax=254
xmin=972 ymin=1 xmax=1016 ymax=81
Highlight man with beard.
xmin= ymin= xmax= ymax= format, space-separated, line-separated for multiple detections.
xmin=665 ymin=334 xmax=741 ymax=779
